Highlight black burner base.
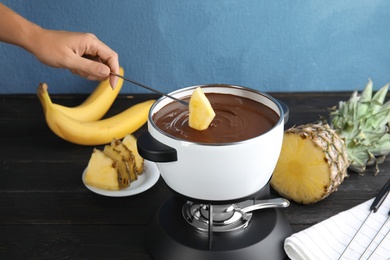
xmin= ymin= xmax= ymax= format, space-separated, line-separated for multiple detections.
xmin=146 ymin=196 xmax=292 ymax=260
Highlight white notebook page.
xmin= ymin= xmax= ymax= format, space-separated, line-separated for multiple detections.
xmin=284 ymin=195 xmax=390 ymax=260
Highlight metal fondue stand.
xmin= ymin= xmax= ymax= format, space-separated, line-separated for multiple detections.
xmin=138 ymin=101 xmax=291 ymax=260
xmin=143 ymin=184 xmax=292 ymax=260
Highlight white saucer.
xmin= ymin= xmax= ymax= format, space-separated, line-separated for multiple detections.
xmin=82 ymin=160 xmax=160 ymax=197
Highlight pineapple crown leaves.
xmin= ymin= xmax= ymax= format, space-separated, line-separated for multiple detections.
xmin=330 ymin=79 xmax=390 ymax=175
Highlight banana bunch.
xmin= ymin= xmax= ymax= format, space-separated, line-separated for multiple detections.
xmin=52 ymin=67 xmax=126 ymax=122
xmin=37 ymin=68 xmax=155 ymax=145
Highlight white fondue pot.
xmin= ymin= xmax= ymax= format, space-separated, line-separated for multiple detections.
xmin=138 ymin=85 xmax=285 ymax=203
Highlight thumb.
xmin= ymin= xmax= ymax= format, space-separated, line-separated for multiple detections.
xmin=95 ymin=62 xmax=111 ymax=77
xmin=70 ymin=56 xmax=110 ymax=81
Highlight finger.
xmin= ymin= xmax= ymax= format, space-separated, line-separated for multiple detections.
xmin=91 ymin=41 xmax=119 ymax=74
xmin=69 ymin=68 xmax=99 ymax=81
xmin=64 ymin=33 xmax=120 ymax=87
xmin=83 ymin=40 xmax=120 ymax=89
xmin=80 ymin=55 xmax=119 ymax=89
xmin=69 ymin=56 xmax=110 ymax=81
xmin=99 ymin=53 xmax=119 ymax=89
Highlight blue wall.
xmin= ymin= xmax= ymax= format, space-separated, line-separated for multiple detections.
xmin=1 ymin=0 xmax=390 ymax=94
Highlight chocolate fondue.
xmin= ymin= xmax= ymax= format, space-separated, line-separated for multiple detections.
xmin=152 ymin=93 xmax=279 ymax=143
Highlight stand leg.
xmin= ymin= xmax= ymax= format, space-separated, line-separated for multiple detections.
xmin=208 ymin=204 xmax=213 ymax=250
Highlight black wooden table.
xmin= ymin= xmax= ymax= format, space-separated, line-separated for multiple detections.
xmin=1 ymin=92 xmax=389 ymax=259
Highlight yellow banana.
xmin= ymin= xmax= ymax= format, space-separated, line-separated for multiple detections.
xmin=52 ymin=67 xmax=125 ymax=121
xmin=37 ymin=83 xmax=155 ymax=146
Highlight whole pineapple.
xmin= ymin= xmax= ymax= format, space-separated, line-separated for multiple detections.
xmin=271 ymin=124 xmax=349 ymax=204
xmin=271 ymin=80 xmax=390 ymax=204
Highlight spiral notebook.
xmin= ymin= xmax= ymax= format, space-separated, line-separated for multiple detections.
xmin=284 ymin=195 xmax=390 ymax=260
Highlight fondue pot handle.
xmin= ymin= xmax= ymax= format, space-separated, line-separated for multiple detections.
xmin=137 ymin=131 xmax=178 ymax=162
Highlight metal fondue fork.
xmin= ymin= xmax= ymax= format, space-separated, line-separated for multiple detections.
xmin=110 ymin=72 xmax=189 ymax=106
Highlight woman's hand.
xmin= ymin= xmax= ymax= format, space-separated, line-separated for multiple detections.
xmin=0 ymin=3 xmax=120 ymax=89
xmin=30 ymin=29 xmax=120 ymax=89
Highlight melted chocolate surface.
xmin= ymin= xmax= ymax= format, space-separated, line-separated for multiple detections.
xmin=152 ymin=93 xmax=279 ymax=143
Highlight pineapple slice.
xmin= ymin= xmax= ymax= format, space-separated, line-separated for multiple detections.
xmin=103 ymin=145 xmax=131 ymax=188
xmin=188 ymin=87 xmax=216 ymax=131
xmin=111 ymin=138 xmax=138 ymax=182
xmin=271 ymin=124 xmax=349 ymax=204
xmin=122 ymin=134 xmax=144 ymax=175
xmin=84 ymin=149 xmax=120 ymax=191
